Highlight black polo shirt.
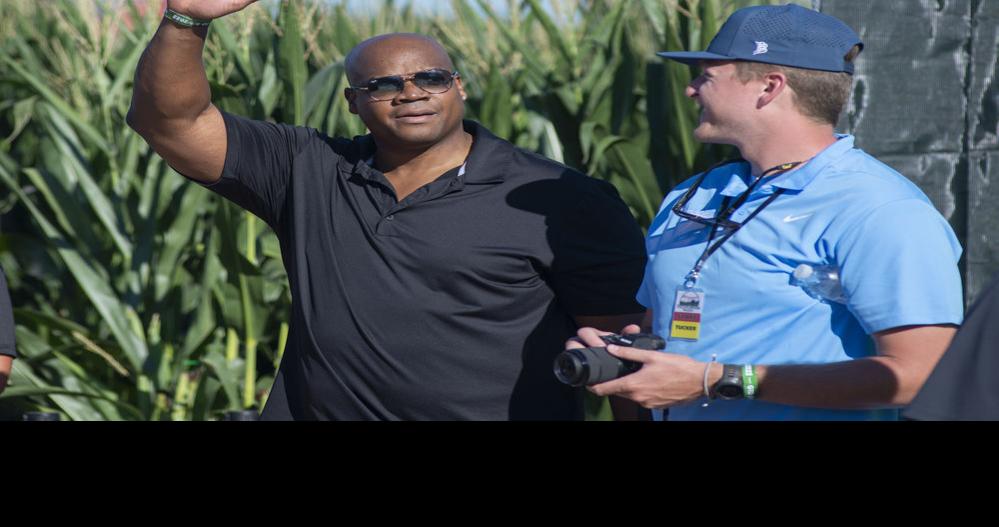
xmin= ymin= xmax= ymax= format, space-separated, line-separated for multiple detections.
xmin=207 ymin=112 xmax=646 ymax=420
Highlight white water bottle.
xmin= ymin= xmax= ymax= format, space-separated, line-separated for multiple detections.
xmin=792 ymin=264 xmax=847 ymax=304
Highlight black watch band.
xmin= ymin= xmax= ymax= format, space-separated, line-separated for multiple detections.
xmin=710 ymin=363 xmax=744 ymax=400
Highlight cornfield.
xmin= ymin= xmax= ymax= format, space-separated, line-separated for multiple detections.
xmin=0 ymin=0 xmax=794 ymax=420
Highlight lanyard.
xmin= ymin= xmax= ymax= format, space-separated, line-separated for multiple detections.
xmin=682 ymin=161 xmax=802 ymax=288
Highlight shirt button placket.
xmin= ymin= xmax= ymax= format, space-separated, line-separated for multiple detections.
xmin=376 ymin=209 xmax=398 ymax=235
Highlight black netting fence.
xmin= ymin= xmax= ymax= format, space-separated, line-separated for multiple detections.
xmin=817 ymin=0 xmax=999 ymax=305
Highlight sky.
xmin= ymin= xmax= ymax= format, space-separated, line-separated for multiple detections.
xmin=338 ymin=0 xmax=516 ymax=18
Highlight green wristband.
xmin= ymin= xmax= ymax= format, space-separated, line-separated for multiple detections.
xmin=164 ymin=8 xmax=212 ymax=28
xmin=741 ymin=364 xmax=758 ymax=399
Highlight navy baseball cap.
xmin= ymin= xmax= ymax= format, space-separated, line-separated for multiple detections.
xmin=657 ymin=4 xmax=863 ymax=74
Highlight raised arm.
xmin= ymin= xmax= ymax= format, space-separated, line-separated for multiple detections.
xmin=126 ymin=0 xmax=258 ymax=183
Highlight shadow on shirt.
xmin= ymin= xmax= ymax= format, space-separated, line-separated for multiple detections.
xmin=503 ymin=172 xmax=646 ymax=420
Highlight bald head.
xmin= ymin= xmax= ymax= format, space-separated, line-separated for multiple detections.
xmin=345 ymin=33 xmax=455 ymax=86
xmin=342 ymin=32 xmax=468 ymax=151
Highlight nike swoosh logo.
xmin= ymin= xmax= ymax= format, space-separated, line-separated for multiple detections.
xmin=783 ymin=214 xmax=813 ymax=223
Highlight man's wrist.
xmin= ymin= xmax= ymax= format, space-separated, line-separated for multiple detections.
xmin=702 ymin=361 xmax=724 ymax=398
xmin=164 ymin=8 xmax=212 ymax=28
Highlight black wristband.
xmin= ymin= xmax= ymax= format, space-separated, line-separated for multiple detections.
xmin=710 ymin=363 xmax=744 ymax=400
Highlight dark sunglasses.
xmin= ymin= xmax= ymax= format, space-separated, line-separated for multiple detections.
xmin=350 ymin=68 xmax=460 ymax=101
xmin=671 ymin=173 xmax=742 ymax=231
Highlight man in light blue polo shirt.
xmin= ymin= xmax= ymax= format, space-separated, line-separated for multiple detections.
xmin=568 ymin=4 xmax=963 ymax=420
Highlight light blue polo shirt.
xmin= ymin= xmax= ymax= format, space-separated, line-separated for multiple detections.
xmin=637 ymin=135 xmax=964 ymax=420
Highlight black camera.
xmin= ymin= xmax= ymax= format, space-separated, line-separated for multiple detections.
xmin=554 ymin=333 xmax=666 ymax=387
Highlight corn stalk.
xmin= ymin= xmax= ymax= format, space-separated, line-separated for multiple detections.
xmin=0 ymin=0 xmax=793 ymax=420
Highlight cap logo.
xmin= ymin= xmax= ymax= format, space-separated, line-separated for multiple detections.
xmin=752 ymin=41 xmax=769 ymax=56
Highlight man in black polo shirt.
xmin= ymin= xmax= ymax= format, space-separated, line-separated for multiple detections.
xmin=127 ymin=1 xmax=647 ymax=419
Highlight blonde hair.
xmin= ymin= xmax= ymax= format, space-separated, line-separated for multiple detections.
xmin=734 ymin=45 xmax=862 ymax=125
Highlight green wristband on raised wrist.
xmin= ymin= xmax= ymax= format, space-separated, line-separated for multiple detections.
xmin=164 ymin=8 xmax=212 ymax=28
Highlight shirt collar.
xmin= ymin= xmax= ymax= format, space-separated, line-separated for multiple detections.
xmin=717 ymin=134 xmax=856 ymax=196
xmin=454 ymin=120 xmax=509 ymax=184
xmin=349 ymin=120 xmax=508 ymax=185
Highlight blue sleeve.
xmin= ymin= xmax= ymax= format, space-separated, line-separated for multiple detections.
xmin=834 ymin=198 xmax=964 ymax=334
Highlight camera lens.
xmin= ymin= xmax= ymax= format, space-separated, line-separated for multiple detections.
xmin=554 ymin=346 xmax=643 ymax=386
xmin=553 ymin=350 xmax=588 ymax=387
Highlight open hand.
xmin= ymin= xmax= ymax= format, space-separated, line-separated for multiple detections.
xmin=166 ymin=0 xmax=260 ymax=21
